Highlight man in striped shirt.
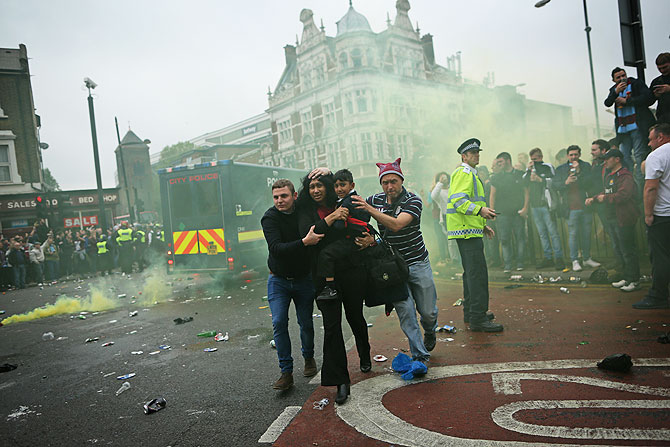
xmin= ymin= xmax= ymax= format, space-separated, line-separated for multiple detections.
xmin=353 ymin=158 xmax=438 ymax=361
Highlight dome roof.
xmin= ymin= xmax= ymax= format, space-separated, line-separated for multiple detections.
xmin=336 ymin=5 xmax=372 ymax=37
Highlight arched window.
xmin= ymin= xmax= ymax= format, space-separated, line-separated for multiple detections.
xmin=351 ymin=49 xmax=363 ymax=68
xmin=339 ymin=52 xmax=348 ymax=69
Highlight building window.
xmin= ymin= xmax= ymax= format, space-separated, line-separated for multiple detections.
xmin=361 ymin=133 xmax=372 ymax=160
xmin=355 ymin=90 xmax=368 ymax=113
xmin=339 ymin=52 xmax=348 ymax=69
xmin=375 ymin=132 xmax=384 ymax=158
xmin=344 ymin=93 xmax=354 ymax=115
xmin=278 ymin=119 xmax=292 ymax=144
xmin=323 ymin=102 xmax=336 ymax=125
xmin=328 ymin=141 xmax=340 ymax=167
xmin=302 ymin=110 xmax=313 ymax=134
xmin=397 ymin=134 xmax=409 ymax=158
xmin=0 ymin=145 xmax=10 ymax=182
xmin=366 ymin=49 xmax=375 ymax=67
xmin=351 ymin=49 xmax=363 ymax=68
xmin=348 ymin=135 xmax=358 ymax=162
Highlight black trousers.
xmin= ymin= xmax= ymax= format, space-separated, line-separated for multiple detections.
xmin=646 ymin=215 xmax=670 ymax=302
xmin=317 ymin=267 xmax=370 ymax=386
xmin=119 ymin=244 xmax=133 ymax=274
xmin=316 ymin=238 xmax=356 ymax=279
xmin=613 ymin=223 xmax=639 ymax=283
xmin=456 ymin=237 xmax=490 ymax=323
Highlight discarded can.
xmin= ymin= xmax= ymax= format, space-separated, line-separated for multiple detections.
xmin=366 ymin=323 xmax=373 ymax=327
xmin=117 ymin=294 xmax=127 ymax=299
xmin=560 ymin=287 xmax=570 ymax=294
xmin=158 ymin=345 xmax=171 ymax=350
xmin=312 ymin=398 xmax=329 ymax=410
xmin=116 ymin=373 xmax=136 ymax=380
xmin=77 ymin=315 xmax=87 ymax=320
xmin=452 ymin=298 xmax=463 ymax=306
xmin=203 ymin=348 xmax=218 ymax=352
xmin=510 ymin=275 xmax=523 ymax=281
xmin=270 ymin=339 xmax=276 ymax=348
xmin=0 ymin=311 xmax=5 ymax=315
xmin=129 ymin=311 xmax=138 ymax=317
xmin=438 ymin=325 xmax=456 ymax=333
xmin=569 ymin=276 xmax=580 ymax=283
xmin=102 ymin=342 xmax=115 ymax=347
xmin=373 ymin=355 xmax=388 ymax=362
xmin=115 ymin=381 xmax=131 ymax=396
xmin=149 ymin=350 xmax=160 ymax=355
xmin=197 ymin=331 xmax=217 ymax=337
xmin=42 ymin=332 xmax=55 ymax=341
xmin=131 ymin=351 xmax=143 ymax=355
xmin=214 ymin=332 xmax=229 ymax=342
xmin=143 ymin=397 xmax=167 ymax=414
xmin=549 ymin=276 xmax=561 ymax=283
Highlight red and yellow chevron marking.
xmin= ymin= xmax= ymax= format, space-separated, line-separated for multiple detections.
xmin=197 ymin=228 xmax=225 ymax=253
xmin=173 ymin=230 xmax=199 ymax=255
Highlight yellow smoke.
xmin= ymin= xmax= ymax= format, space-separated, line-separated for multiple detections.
xmin=2 ymin=268 xmax=172 ymax=325
xmin=139 ymin=267 xmax=172 ymax=305
xmin=2 ymin=286 xmax=116 ymax=325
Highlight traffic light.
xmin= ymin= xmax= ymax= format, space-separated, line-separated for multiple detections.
xmin=35 ymin=195 xmax=46 ymax=218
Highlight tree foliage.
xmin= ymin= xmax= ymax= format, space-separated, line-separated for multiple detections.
xmin=42 ymin=168 xmax=61 ymax=191
xmin=157 ymin=141 xmax=196 ymax=168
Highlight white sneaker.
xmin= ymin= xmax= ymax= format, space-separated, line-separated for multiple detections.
xmin=583 ymin=258 xmax=601 ymax=268
xmin=611 ymin=279 xmax=627 ymax=288
xmin=572 ymin=260 xmax=583 ymax=272
xmin=620 ymin=282 xmax=640 ymax=292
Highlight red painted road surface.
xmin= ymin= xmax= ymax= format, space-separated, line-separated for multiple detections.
xmin=273 ymin=278 xmax=670 ymax=446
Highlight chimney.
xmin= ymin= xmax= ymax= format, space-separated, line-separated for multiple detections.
xmin=421 ymin=34 xmax=435 ymax=66
xmin=284 ymin=44 xmax=297 ymax=65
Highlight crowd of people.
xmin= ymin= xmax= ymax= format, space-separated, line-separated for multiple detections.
xmin=0 ymin=219 xmax=166 ymax=291
xmin=428 ymin=56 xmax=670 ymax=294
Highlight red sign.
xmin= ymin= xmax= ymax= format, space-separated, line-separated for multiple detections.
xmin=64 ymin=215 xmax=98 ymax=228
xmin=169 ymin=172 xmax=218 ymax=184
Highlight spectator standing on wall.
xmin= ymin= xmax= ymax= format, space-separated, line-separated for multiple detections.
xmin=554 ymin=145 xmax=601 ymax=272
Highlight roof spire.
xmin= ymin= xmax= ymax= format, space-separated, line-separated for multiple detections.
xmin=320 ymin=18 xmax=325 ymax=32
xmin=295 ymin=34 xmax=299 ymax=45
xmin=386 ymin=12 xmax=391 ymax=27
xmin=415 ymin=21 xmax=420 ymax=34
xmin=349 ymin=0 xmax=352 ymax=7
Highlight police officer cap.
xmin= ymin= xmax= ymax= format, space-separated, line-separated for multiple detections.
xmin=457 ymin=138 xmax=482 ymax=154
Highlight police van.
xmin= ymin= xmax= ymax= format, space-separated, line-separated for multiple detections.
xmin=157 ymin=160 xmax=304 ymax=278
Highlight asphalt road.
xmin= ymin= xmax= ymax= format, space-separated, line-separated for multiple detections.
xmin=0 ymin=269 xmax=370 ymax=447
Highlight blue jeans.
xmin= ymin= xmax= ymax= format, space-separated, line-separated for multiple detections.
xmin=567 ymin=209 xmax=593 ymax=261
xmin=618 ymin=128 xmax=649 ymax=184
xmin=267 ymin=274 xmax=315 ymax=373
xmin=497 ymin=214 xmax=526 ymax=269
xmin=531 ymin=207 xmax=563 ymax=260
xmin=45 ymin=260 xmax=59 ymax=281
xmin=394 ymin=259 xmax=437 ymax=361
xmin=13 ymin=264 xmax=26 ymax=288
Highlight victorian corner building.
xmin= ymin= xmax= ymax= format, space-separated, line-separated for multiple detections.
xmin=190 ymin=1 xmax=580 ymax=189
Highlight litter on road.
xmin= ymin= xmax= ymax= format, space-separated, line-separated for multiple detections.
xmin=117 ymin=373 xmax=136 ymax=380
xmin=373 ymin=355 xmax=387 ymax=362
xmin=143 ymin=397 xmax=167 ymax=414
xmin=597 ymin=353 xmax=633 ymax=372
xmin=204 ymin=348 xmax=218 ymax=352
xmin=197 ymin=331 xmax=217 ymax=337
xmin=129 ymin=311 xmax=138 ymax=317
xmin=42 ymin=332 xmax=55 ymax=341
xmin=173 ymin=317 xmax=193 ymax=324
xmin=102 ymin=342 xmax=114 ymax=347
xmin=312 ymin=398 xmax=329 ymax=410
xmin=215 ymin=332 xmax=229 ymax=342
xmin=116 ymin=382 xmax=131 ymax=396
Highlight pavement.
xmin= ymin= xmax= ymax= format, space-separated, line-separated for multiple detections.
xmin=271 ymin=266 xmax=670 ymax=447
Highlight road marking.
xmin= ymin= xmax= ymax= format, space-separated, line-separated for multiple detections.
xmin=492 ymin=372 xmax=670 ymax=397
xmin=258 ymin=405 xmax=301 ymax=443
xmin=491 ymin=399 xmax=670 ymax=440
xmin=335 ymin=358 xmax=670 ymax=447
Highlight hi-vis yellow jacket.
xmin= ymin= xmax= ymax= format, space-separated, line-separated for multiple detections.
xmin=446 ymin=163 xmax=487 ymax=239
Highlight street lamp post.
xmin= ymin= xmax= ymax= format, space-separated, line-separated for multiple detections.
xmin=84 ymin=77 xmax=107 ymax=229
xmin=536 ymin=0 xmax=601 ymax=138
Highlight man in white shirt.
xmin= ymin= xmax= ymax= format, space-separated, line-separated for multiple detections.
xmin=634 ymin=123 xmax=670 ymax=309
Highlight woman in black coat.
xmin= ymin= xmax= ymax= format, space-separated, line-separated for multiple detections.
xmin=296 ymin=173 xmax=371 ymax=405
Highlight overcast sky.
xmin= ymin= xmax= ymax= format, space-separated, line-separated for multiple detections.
xmin=2 ymin=0 xmax=669 ymax=190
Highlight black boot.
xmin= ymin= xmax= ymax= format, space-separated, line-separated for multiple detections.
xmin=360 ymin=354 xmax=372 ymax=373
xmin=470 ymin=319 xmax=504 ymax=332
xmin=335 ymin=383 xmax=350 ymax=404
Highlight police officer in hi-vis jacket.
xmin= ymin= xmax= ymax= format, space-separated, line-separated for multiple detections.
xmin=447 ymin=138 xmax=503 ymax=332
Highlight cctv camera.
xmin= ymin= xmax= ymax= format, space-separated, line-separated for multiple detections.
xmin=84 ymin=77 xmax=97 ymax=89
